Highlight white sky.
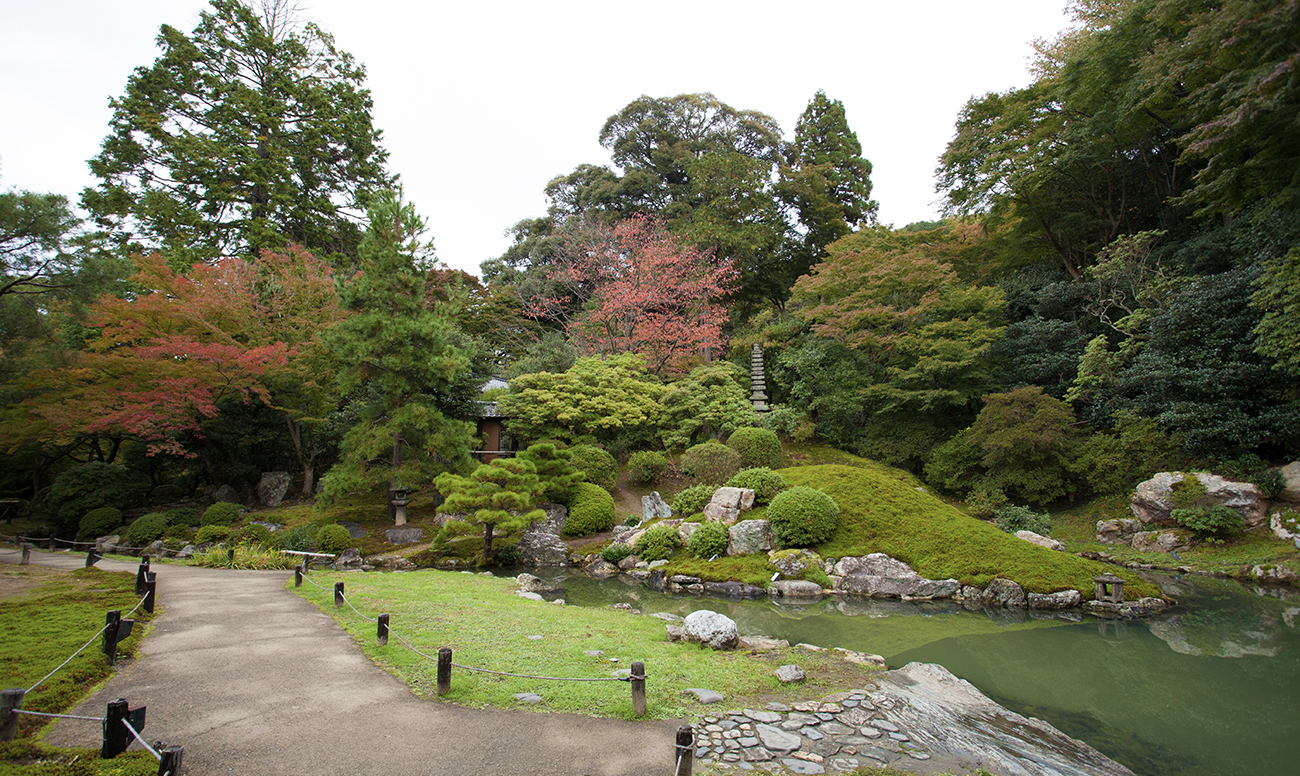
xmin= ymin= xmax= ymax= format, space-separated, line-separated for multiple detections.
xmin=0 ymin=1 xmax=1071 ymax=277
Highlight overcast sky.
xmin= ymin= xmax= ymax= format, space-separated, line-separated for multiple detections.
xmin=1 ymin=1 xmax=1072 ymax=276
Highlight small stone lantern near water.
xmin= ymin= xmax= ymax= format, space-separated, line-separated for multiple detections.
xmin=1093 ymin=572 xmax=1125 ymax=603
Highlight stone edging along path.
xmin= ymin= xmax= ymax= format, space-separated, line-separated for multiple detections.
xmin=8 ymin=550 xmax=1134 ymax=776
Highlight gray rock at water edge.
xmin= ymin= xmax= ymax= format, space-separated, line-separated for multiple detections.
xmin=769 ymin=579 xmax=825 ymax=598
xmin=740 ymin=636 xmax=790 ymax=651
xmin=642 ymin=491 xmax=673 ymax=521
xmin=832 ymin=648 xmax=887 ymax=668
xmin=728 ymin=519 xmax=774 ymax=556
xmin=517 ymin=591 xmax=544 ymax=601
xmin=518 ymin=505 xmax=570 ymax=566
xmin=1132 ymin=529 xmax=1194 ymax=554
xmin=769 ymin=548 xmax=822 ymax=579
xmin=834 ymin=553 xmax=918 ymax=579
xmin=585 ymin=558 xmax=619 ymax=578
xmin=775 ymin=665 xmax=806 ymax=683
xmin=257 ymin=471 xmax=291 ymax=507
xmin=1132 ymin=471 xmax=1267 ymax=528
xmin=1015 ymin=530 xmax=1065 ymax=551
xmin=685 ymin=688 xmax=725 ymax=704
xmin=617 ymin=554 xmax=642 ymax=570
xmin=336 ymin=548 xmax=362 ymax=567
xmin=384 ymin=527 xmax=424 ymax=545
xmin=981 ymin=578 xmax=1027 ymax=608
xmin=211 ymin=484 xmax=240 ymax=504
xmin=1028 ymin=589 xmax=1082 ymax=610
xmin=515 ymin=573 xmax=563 ymax=594
xmin=1096 ymin=518 xmax=1144 ymax=544
xmin=682 ymin=609 xmax=740 ymax=650
xmin=702 ymin=580 xmax=767 ymax=599
xmin=835 ymin=575 xmax=959 ymax=600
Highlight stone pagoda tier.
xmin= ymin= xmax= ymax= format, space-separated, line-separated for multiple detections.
xmin=750 ymin=344 xmax=770 ymax=412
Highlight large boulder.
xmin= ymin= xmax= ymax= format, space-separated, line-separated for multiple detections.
xmin=682 ymin=610 xmax=739 ymax=650
xmin=727 ymin=519 xmax=774 ymax=555
xmin=518 ymin=504 xmax=569 ymax=566
xmin=768 ymin=548 xmax=821 ymax=579
xmin=211 ymin=484 xmax=240 ymax=504
xmin=642 ymin=491 xmax=672 ymax=521
xmin=702 ymin=487 xmax=755 ymax=525
xmin=677 ymin=522 xmax=700 ymax=545
xmin=769 ymin=579 xmax=825 ymax=597
xmin=1276 ymin=461 xmax=1300 ymax=504
xmin=1028 ymin=589 xmax=1082 ymax=610
xmin=1132 ymin=472 xmax=1267 ymax=528
xmin=1271 ymin=511 xmax=1300 ymax=548
xmin=981 ymin=578 xmax=1027 ymax=608
xmin=1095 ymin=518 xmax=1143 ymax=544
xmin=257 ymin=471 xmax=291 ymax=507
xmin=833 ymin=553 xmax=918 ymax=578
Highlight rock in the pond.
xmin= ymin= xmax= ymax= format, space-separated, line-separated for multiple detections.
xmin=727 ymin=519 xmax=774 ymax=555
xmin=834 ymin=553 xmax=918 ymax=578
xmin=682 ymin=610 xmax=739 ymax=650
xmin=769 ymin=579 xmax=825 ymax=598
xmin=518 ymin=504 xmax=569 ymax=566
xmin=1028 ymin=589 xmax=1082 ymax=609
xmin=775 ymin=664 xmax=806 ymax=683
xmin=585 ymin=558 xmax=619 ymax=578
xmin=515 ymin=573 xmax=563 ymax=594
xmin=685 ymin=688 xmax=724 ymax=704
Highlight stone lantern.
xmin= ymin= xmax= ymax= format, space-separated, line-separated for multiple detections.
xmin=391 ymin=487 xmax=410 ymax=527
xmin=1093 ymin=572 xmax=1125 ymax=603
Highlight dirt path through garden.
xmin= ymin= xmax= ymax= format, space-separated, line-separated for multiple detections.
xmin=11 ymin=550 xmax=680 ymax=776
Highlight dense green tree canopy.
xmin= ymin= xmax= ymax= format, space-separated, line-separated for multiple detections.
xmin=83 ymin=0 xmax=392 ymax=266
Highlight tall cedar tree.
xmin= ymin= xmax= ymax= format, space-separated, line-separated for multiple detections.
xmin=82 ymin=0 xmax=392 ymax=267
xmin=319 ymin=191 xmax=486 ymax=508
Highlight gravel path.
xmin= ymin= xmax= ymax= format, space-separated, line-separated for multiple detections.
xmin=10 ymin=550 xmax=680 ymax=776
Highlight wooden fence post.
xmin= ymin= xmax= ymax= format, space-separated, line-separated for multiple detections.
xmin=333 ymin=582 xmax=344 ymax=608
xmin=85 ymin=549 xmax=101 ymax=567
xmin=673 ymin=725 xmax=695 ymax=776
xmin=227 ymin=547 xmax=235 ymax=563
xmin=294 ymin=565 xmax=303 ymax=587
xmin=102 ymin=610 xmax=122 ymax=665
xmin=135 ymin=558 xmax=150 ymax=595
xmin=436 ymin=648 xmax=452 ymax=695
xmin=1 ymin=688 xmax=24 ymax=742
xmin=158 ymin=745 xmax=183 ymax=776
xmin=20 ymin=544 xmax=30 ymax=565
xmin=143 ymin=571 xmax=157 ymax=614
xmin=631 ymin=661 xmax=646 ymax=716
xmin=102 ymin=699 xmax=128 ymax=758
xmin=377 ymin=614 xmax=389 ymax=646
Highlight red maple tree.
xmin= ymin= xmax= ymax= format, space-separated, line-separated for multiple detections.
xmin=526 ymin=214 xmax=736 ymax=375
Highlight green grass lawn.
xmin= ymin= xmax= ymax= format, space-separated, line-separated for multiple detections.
xmin=291 ymin=568 xmax=882 ymax=720
xmin=0 ymin=562 xmax=159 ymax=775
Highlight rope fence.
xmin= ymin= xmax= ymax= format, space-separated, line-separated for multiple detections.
xmin=294 ymin=565 xmax=648 ymax=712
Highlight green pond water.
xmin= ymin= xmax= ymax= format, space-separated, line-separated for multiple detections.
xmin=550 ymin=573 xmax=1300 ymax=776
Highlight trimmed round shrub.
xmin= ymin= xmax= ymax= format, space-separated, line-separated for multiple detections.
xmin=163 ymin=525 xmax=195 ymax=544
xmin=724 ymin=468 xmax=787 ymax=505
xmin=316 ymin=524 xmax=352 ymax=553
xmin=633 ymin=524 xmax=681 ymax=561
xmin=124 ymin=512 xmax=169 ymax=547
xmin=680 ymin=441 xmax=742 ymax=485
xmin=600 ymin=543 xmax=634 ymax=565
xmin=563 ymin=482 xmax=616 ymax=537
xmin=78 ymin=507 xmax=123 ymax=540
xmin=726 ymin=427 xmax=783 ymax=470
xmin=627 ymin=450 xmax=668 ymax=486
xmin=570 ymin=445 xmax=618 ymax=491
xmin=671 ymin=484 xmax=715 ymax=517
xmin=767 ymin=487 xmax=839 ymax=547
xmin=275 ymin=524 xmax=318 ymax=552
xmin=201 ymin=501 xmax=242 ymax=526
xmin=194 ymin=525 xmax=232 ymax=544
xmin=995 ymin=505 xmax=1052 ymax=535
xmin=165 ymin=507 xmax=200 ymax=527
xmin=687 ymin=521 xmax=729 ymax=558
xmin=233 ymin=523 xmax=274 ymax=547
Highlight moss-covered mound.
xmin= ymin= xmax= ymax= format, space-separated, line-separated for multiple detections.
xmin=780 ymin=464 xmax=1158 ymax=597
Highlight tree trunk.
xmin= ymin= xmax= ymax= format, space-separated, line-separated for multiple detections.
xmin=483 ymin=522 xmax=495 ymax=561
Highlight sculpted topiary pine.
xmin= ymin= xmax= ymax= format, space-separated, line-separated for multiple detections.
xmin=436 ymin=458 xmax=546 ymax=561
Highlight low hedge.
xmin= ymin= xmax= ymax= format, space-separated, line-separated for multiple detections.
xmin=124 ymin=512 xmax=169 ymax=547
xmin=201 ymin=501 xmax=242 ymax=526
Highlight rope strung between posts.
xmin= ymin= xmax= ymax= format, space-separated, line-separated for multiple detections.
xmin=121 ymin=717 xmax=161 ymax=760
xmin=26 ymin=589 xmax=150 ymax=694
xmin=313 ymin=572 xmax=634 ymax=684
xmin=10 ymin=709 xmax=106 ymax=722
xmin=12 ymin=534 xmax=186 ymax=557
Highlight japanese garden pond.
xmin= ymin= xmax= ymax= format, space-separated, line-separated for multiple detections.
xmin=529 ymin=570 xmax=1300 ymax=776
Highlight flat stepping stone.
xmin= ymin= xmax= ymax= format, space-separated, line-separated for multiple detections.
xmin=743 ymin=747 xmax=774 ymax=763
xmin=738 ymin=736 xmax=759 ymax=747
xmin=889 ymin=731 xmax=910 ymax=742
xmin=685 ymin=688 xmax=725 ymax=704
xmin=754 ymin=723 xmax=803 ymax=753
xmin=870 ymin=719 xmax=900 ymax=732
xmin=765 ymin=702 xmax=792 ymax=712
xmin=906 ymin=750 xmax=931 ymax=760
xmin=800 ymin=727 xmax=824 ymax=741
xmin=818 ymin=722 xmax=854 ymax=736
xmin=744 ymin=708 xmax=783 ymax=723
xmin=781 ymin=757 xmax=825 ymax=774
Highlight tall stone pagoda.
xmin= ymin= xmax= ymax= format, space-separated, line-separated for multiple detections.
xmin=750 ymin=344 xmax=770 ymax=412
